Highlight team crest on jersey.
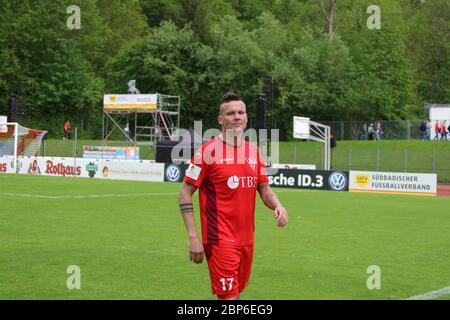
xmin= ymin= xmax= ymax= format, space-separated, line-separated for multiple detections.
xmin=186 ymin=163 xmax=201 ymax=180
xmin=246 ymin=158 xmax=257 ymax=170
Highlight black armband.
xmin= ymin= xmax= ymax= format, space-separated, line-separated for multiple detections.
xmin=180 ymin=203 xmax=194 ymax=215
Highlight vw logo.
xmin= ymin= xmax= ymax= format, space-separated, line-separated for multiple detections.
xmin=328 ymin=171 xmax=347 ymax=191
xmin=166 ymin=165 xmax=180 ymax=182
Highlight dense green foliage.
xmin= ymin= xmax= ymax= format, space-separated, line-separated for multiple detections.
xmin=0 ymin=0 xmax=448 ymax=138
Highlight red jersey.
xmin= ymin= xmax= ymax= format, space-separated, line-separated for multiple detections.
xmin=184 ymin=136 xmax=268 ymax=246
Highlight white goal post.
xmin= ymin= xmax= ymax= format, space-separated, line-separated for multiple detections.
xmin=0 ymin=120 xmax=47 ymax=172
xmin=293 ymin=116 xmax=331 ymax=170
xmin=0 ymin=120 xmax=18 ymax=173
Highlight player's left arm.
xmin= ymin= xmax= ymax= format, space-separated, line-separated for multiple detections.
xmin=257 ymin=182 xmax=288 ymax=227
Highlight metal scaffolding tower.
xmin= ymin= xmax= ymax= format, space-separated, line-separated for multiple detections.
xmin=102 ymin=93 xmax=180 ymax=147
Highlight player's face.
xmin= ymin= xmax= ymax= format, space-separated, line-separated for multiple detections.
xmin=218 ymin=100 xmax=248 ymax=135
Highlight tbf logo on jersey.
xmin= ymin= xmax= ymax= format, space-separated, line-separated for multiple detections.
xmin=227 ymin=175 xmax=258 ymax=189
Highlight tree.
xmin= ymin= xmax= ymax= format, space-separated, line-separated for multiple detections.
xmin=0 ymin=0 xmax=110 ymax=135
xmin=106 ymin=21 xmax=219 ymax=129
xmin=406 ymin=0 xmax=450 ymax=102
xmin=352 ymin=26 xmax=417 ymax=120
xmin=30 ymin=40 xmax=103 ymax=136
xmin=208 ymin=15 xmax=265 ymax=122
xmin=139 ymin=0 xmax=183 ymax=28
xmin=95 ymin=0 xmax=149 ymax=66
xmin=320 ymin=0 xmax=337 ymax=42
xmin=0 ymin=0 xmax=442 ymax=139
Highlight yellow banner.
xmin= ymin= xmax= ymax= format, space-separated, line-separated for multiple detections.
xmin=103 ymin=104 xmax=157 ymax=110
xmin=103 ymin=94 xmax=158 ymax=110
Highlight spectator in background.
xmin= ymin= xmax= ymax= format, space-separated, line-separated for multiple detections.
xmin=448 ymin=123 xmax=450 ymax=141
xmin=330 ymin=133 xmax=336 ymax=169
xmin=375 ymin=122 xmax=383 ymax=140
xmin=434 ymin=121 xmax=440 ymax=140
xmin=419 ymin=120 xmax=427 ymax=141
xmin=441 ymin=121 xmax=447 ymax=141
xmin=360 ymin=123 xmax=367 ymax=140
xmin=124 ymin=123 xmax=131 ymax=140
xmin=63 ymin=120 xmax=71 ymax=140
xmin=330 ymin=133 xmax=336 ymax=148
xmin=368 ymin=123 xmax=375 ymax=140
xmin=426 ymin=119 xmax=432 ymax=140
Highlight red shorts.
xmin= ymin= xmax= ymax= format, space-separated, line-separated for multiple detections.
xmin=204 ymin=244 xmax=254 ymax=299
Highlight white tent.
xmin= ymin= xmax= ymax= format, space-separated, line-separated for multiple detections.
xmin=425 ymin=103 xmax=450 ymax=139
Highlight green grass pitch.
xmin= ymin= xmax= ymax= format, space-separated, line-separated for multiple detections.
xmin=1 ymin=174 xmax=449 ymax=300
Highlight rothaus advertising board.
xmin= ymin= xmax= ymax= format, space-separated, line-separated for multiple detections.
xmin=9 ymin=156 xmax=164 ymax=182
xmin=0 ymin=156 xmax=15 ymax=173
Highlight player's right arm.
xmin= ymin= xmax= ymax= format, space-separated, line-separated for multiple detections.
xmin=178 ymin=181 xmax=204 ymax=264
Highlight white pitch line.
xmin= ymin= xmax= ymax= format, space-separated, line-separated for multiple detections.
xmin=406 ymin=286 xmax=450 ymax=300
xmin=272 ymin=189 xmax=309 ymax=192
xmin=0 ymin=192 xmax=177 ymax=199
xmin=0 ymin=189 xmax=306 ymax=199
xmin=0 ymin=188 xmax=330 ymax=199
